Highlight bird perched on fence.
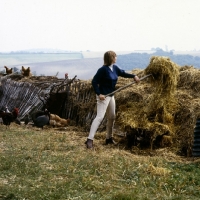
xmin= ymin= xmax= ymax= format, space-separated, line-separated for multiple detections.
xmin=32 ymin=109 xmax=50 ymax=129
xmin=21 ymin=66 xmax=31 ymax=77
xmin=0 ymin=107 xmax=19 ymax=128
xmin=4 ymin=66 xmax=13 ymax=75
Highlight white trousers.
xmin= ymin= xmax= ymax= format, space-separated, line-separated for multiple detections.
xmin=88 ymin=95 xmax=116 ymax=140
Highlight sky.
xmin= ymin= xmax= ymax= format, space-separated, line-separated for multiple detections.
xmin=0 ymin=0 xmax=200 ymax=52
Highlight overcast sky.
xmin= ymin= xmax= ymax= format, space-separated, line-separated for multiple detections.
xmin=0 ymin=0 xmax=200 ymax=52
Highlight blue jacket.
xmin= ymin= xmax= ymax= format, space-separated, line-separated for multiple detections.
xmin=92 ymin=64 xmax=135 ymax=96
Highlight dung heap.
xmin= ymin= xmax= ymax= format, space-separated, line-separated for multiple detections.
xmin=115 ymin=56 xmax=200 ymax=156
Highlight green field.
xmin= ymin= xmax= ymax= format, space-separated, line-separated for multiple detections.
xmin=0 ymin=53 xmax=83 ymax=67
xmin=0 ymin=124 xmax=200 ymax=200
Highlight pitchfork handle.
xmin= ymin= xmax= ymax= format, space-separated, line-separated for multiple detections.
xmin=105 ymin=74 xmax=152 ymax=97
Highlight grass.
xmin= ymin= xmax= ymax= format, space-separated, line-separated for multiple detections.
xmin=0 ymin=124 xmax=200 ymax=200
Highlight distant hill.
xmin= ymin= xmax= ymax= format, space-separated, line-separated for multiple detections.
xmin=0 ymin=48 xmax=79 ymax=54
xmin=26 ymin=57 xmax=103 ymax=80
xmin=116 ymin=50 xmax=200 ymax=71
xmin=1 ymin=50 xmax=200 ymax=80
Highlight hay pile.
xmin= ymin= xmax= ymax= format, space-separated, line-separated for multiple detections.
xmin=115 ymin=56 xmax=200 ymax=156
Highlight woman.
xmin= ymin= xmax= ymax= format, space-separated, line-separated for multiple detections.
xmin=85 ymin=50 xmax=140 ymax=148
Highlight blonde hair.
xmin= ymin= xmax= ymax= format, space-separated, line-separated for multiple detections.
xmin=104 ymin=51 xmax=116 ymax=66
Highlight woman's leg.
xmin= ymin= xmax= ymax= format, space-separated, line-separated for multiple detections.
xmin=88 ymin=96 xmax=112 ymax=140
xmin=106 ymin=96 xmax=116 ymax=139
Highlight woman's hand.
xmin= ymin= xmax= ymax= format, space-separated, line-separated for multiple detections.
xmin=99 ymin=94 xmax=106 ymax=100
xmin=134 ymin=75 xmax=140 ymax=83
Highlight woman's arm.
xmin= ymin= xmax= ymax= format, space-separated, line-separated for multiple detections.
xmin=91 ymin=67 xmax=104 ymax=96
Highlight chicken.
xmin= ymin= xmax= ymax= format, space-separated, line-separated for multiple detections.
xmin=5 ymin=106 xmax=10 ymax=113
xmin=15 ymin=118 xmax=21 ymax=125
xmin=4 ymin=66 xmax=13 ymax=75
xmin=0 ymin=107 xmax=19 ymax=128
xmin=21 ymin=66 xmax=31 ymax=77
xmin=24 ymin=114 xmax=30 ymax=125
xmin=49 ymin=114 xmax=70 ymax=127
xmin=32 ymin=109 xmax=50 ymax=129
xmin=32 ymin=110 xmax=45 ymax=118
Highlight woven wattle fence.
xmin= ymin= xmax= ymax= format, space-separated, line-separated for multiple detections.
xmin=0 ymin=75 xmax=100 ymax=130
xmin=0 ymin=78 xmax=44 ymax=119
